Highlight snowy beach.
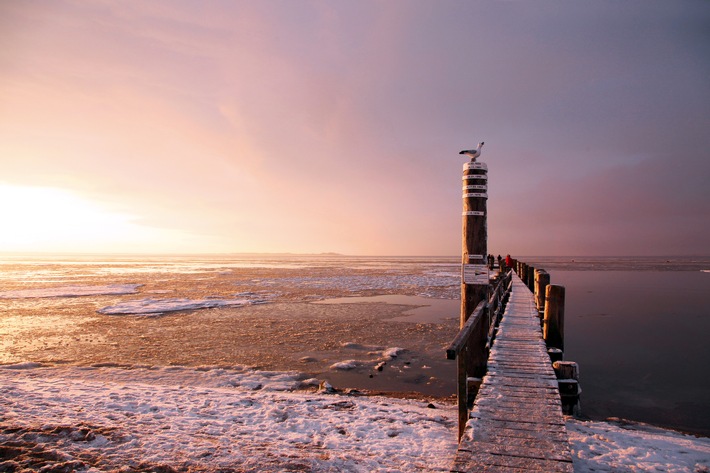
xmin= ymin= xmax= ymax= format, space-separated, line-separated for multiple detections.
xmin=0 ymin=363 xmax=458 ymax=472
xmin=1 ymin=363 xmax=709 ymax=472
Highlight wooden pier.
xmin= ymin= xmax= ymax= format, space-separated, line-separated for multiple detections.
xmin=450 ymin=272 xmax=574 ymax=472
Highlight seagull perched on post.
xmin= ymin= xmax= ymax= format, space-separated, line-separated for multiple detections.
xmin=459 ymin=142 xmax=485 ymax=161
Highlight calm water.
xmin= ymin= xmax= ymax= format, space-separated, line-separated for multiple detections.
xmin=1 ymin=254 xmax=708 ymax=435
xmin=526 ymin=257 xmax=710 ymax=436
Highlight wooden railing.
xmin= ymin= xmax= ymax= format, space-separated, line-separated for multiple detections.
xmin=446 ymin=269 xmax=513 ymax=439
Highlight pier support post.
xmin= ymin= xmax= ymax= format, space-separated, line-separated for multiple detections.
xmin=554 ymin=360 xmax=581 ymax=416
xmin=526 ymin=265 xmax=535 ymax=292
xmin=461 ymin=159 xmax=489 ymax=373
xmin=544 ymin=285 xmax=565 ymax=352
xmin=460 ymin=158 xmax=489 ymax=438
xmin=534 ymin=269 xmax=550 ymax=315
xmin=548 ymin=347 xmax=563 ymax=363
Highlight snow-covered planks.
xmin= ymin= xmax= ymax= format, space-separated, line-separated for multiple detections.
xmin=451 ymin=273 xmax=574 ymax=472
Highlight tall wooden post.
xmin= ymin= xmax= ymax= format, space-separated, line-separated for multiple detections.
xmin=459 ymin=159 xmax=489 ymax=438
xmin=461 ymin=159 xmax=489 ymax=368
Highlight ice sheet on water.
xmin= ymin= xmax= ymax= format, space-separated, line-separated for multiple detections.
xmin=340 ymin=341 xmax=385 ymax=351
xmin=0 ymin=284 xmax=141 ymax=299
xmin=0 ymin=362 xmax=44 ymax=370
xmin=271 ymin=273 xmax=458 ymax=294
xmin=97 ymin=297 xmax=258 ymax=315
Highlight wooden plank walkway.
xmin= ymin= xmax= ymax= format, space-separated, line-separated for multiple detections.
xmin=451 ymin=273 xmax=574 ymax=472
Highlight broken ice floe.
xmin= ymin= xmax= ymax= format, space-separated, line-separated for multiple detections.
xmin=268 ymin=273 xmax=458 ymax=299
xmin=340 ymin=342 xmax=385 ymax=351
xmin=0 ymin=362 xmax=45 ymax=370
xmin=383 ymin=347 xmax=405 ymax=359
xmin=97 ymin=297 xmax=258 ymax=315
xmin=329 ymin=360 xmax=361 ymax=371
xmin=329 ymin=346 xmax=407 ymax=371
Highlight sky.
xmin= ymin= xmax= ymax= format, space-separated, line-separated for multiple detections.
xmin=1 ymin=0 xmax=708 ymax=256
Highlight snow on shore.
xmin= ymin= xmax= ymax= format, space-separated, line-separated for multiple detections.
xmin=567 ymin=418 xmax=710 ymax=473
xmin=0 ymin=364 xmax=457 ymax=472
xmin=1 ymin=364 xmax=708 ymax=472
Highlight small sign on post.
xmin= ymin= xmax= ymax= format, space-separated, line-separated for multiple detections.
xmin=462 ymin=264 xmax=489 ymax=285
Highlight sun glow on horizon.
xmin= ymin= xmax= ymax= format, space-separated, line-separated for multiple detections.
xmin=0 ymin=184 xmax=200 ymax=254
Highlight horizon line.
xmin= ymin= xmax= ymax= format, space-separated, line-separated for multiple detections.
xmin=1 ymin=252 xmax=709 ymax=259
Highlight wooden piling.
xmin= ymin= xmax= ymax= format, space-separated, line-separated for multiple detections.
xmin=460 ymin=159 xmax=490 ymax=438
xmin=544 ymin=284 xmax=565 ymax=352
xmin=534 ymin=269 xmax=550 ymax=314
xmin=548 ymin=347 xmax=564 ymax=363
xmin=553 ymin=360 xmax=578 ymax=380
xmin=461 ymin=160 xmax=489 ymax=369
xmin=526 ymin=265 xmax=535 ymax=292
xmin=554 ymin=360 xmax=581 ymax=416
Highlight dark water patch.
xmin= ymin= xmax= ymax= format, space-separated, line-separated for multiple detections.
xmin=548 ymin=270 xmax=710 ymax=436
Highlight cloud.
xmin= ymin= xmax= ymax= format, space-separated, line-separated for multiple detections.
xmin=492 ymin=153 xmax=710 ymax=255
xmin=1 ymin=0 xmax=708 ymax=255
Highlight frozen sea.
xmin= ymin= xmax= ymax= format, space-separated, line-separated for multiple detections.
xmin=0 ymin=254 xmax=462 ymax=397
xmin=1 ymin=254 xmax=709 ymax=471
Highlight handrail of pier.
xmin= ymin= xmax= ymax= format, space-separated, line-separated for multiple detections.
xmin=485 ymin=270 xmax=513 ymax=349
xmin=446 ymin=269 xmax=513 ymax=439
xmin=446 ymin=271 xmax=511 ymax=360
xmin=446 ymin=300 xmax=486 ymax=360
